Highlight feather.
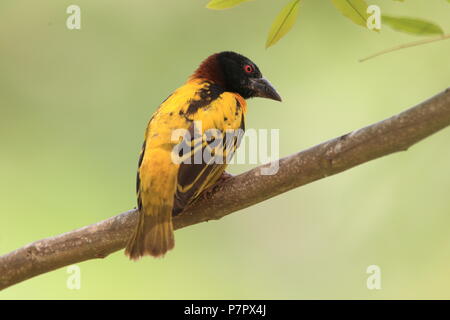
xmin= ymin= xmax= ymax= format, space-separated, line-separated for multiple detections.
xmin=125 ymin=79 xmax=247 ymax=260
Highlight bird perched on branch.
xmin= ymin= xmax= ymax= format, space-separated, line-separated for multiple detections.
xmin=125 ymin=51 xmax=281 ymax=260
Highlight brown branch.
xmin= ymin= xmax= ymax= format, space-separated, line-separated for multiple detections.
xmin=1 ymin=88 xmax=449 ymax=291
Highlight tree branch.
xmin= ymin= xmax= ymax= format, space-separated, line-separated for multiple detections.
xmin=1 ymin=88 xmax=449 ymax=291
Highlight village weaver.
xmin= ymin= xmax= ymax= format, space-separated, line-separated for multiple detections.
xmin=125 ymin=51 xmax=281 ymax=260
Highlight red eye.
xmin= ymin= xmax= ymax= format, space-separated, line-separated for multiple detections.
xmin=244 ymin=64 xmax=254 ymax=74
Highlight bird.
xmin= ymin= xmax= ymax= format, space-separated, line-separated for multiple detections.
xmin=125 ymin=51 xmax=281 ymax=260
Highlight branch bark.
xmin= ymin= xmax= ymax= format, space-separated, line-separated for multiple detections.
xmin=1 ymin=88 xmax=449 ymax=291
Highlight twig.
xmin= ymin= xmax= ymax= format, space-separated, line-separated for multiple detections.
xmin=0 ymin=88 xmax=449 ymax=291
xmin=359 ymin=34 xmax=450 ymax=62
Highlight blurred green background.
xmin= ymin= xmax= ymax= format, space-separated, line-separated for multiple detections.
xmin=1 ymin=0 xmax=449 ymax=299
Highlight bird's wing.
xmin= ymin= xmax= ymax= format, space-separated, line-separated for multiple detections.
xmin=172 ymin=83 xmax=247 ymax=216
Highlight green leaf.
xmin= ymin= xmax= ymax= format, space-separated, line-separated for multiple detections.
xmin=382 ymin=15 xmax=444 ymax=36
xmin=206 ymin=0 xmax=252 ymax=10
xmin=266 ymin=0 xmax=301 ymax=48
xmin=331 ymin=0 xmax=369 ymax=27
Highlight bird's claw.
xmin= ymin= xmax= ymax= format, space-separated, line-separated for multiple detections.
xmin=202 ymin=172 xmax=234 ymax=200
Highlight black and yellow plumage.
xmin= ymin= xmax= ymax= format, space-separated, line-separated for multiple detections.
xmin=125 ymin=51 xmax=281 ymax=260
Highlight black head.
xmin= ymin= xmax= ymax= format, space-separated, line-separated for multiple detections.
xmin=192 ymin=51 xmax=281 ymax=102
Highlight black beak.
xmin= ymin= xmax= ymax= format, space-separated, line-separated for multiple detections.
xmin=249 ymin=78 xmax=282 ymax=102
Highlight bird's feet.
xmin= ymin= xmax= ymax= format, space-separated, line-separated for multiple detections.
xmin=202 ymin=171 xmax=234 ymax=200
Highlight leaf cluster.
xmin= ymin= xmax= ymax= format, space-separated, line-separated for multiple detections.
xmin=206 ymin=0 xmax=446 ymax=48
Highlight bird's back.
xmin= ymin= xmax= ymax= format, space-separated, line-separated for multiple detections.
xmin=126 ymin=78 xmax=247 ymax=259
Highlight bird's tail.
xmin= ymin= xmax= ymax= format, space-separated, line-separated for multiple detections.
xmin=125 ymin=205 xmax=175 ymax=260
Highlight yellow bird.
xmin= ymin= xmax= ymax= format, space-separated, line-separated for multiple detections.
xmin=125 ymin=51 xmax=281 ymax=260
